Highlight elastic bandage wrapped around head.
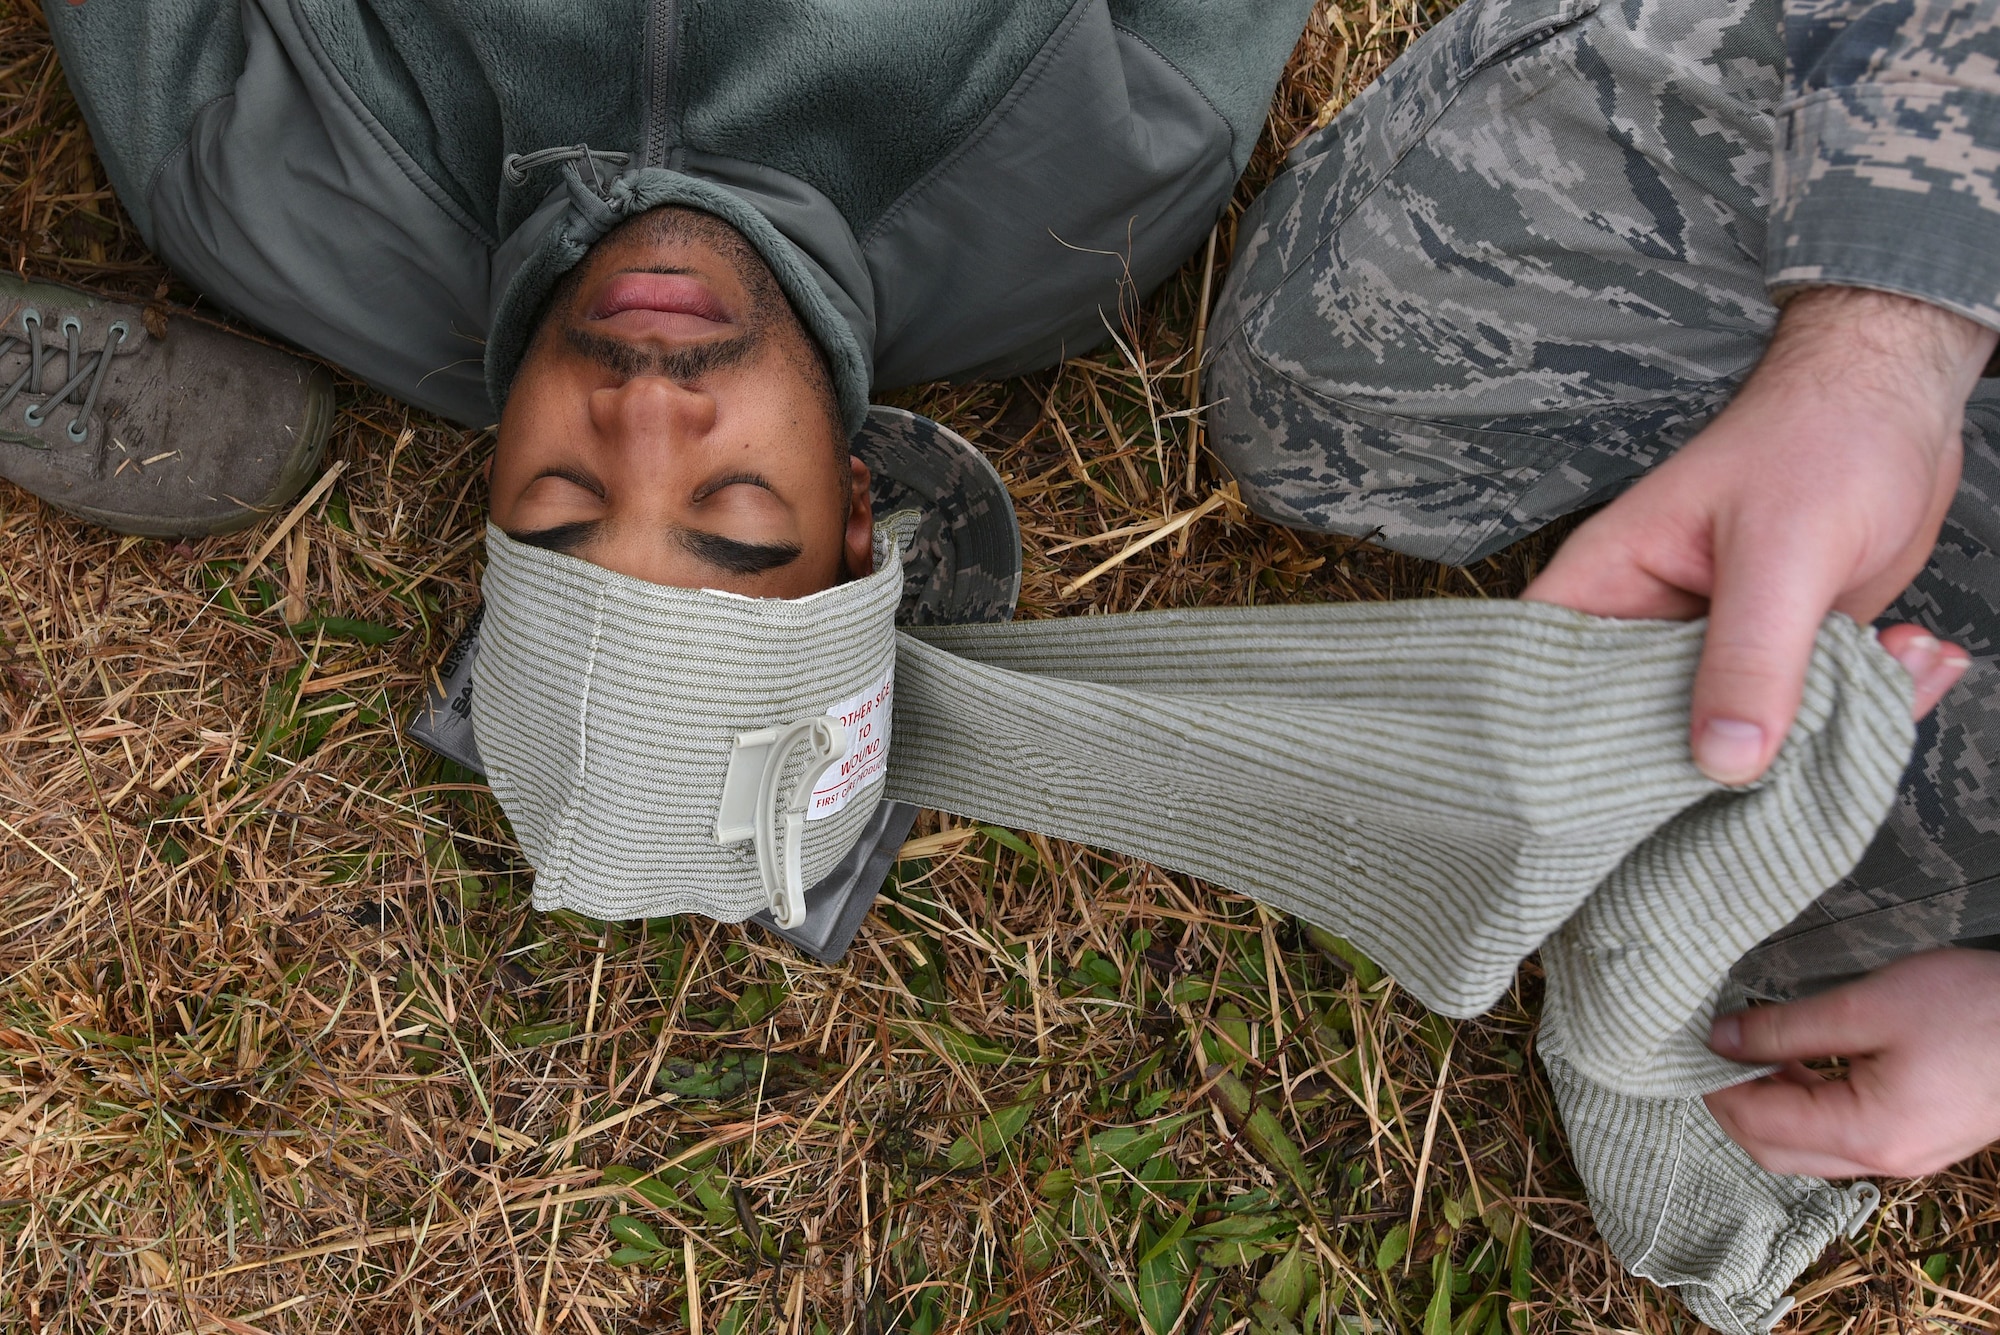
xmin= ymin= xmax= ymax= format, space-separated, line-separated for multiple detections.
xmin=472 ymin=518 xmax=907 ymax=926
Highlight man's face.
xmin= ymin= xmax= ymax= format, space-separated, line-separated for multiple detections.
xmin=493 ymin=208 xmax=874 ymax=596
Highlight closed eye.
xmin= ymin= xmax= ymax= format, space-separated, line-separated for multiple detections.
xmin=692 ymin=471 xmax=773 ymax=503
xmin=508 ymin=520 xmax=600 ymax=554
xmin=535 ymin=465 xmax=607 ymax=498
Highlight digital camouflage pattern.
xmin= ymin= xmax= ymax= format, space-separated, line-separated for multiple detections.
xmin=1207 ymin=0 xmax=1783 ymax=565
xmin=852 ymin=406 xmax=1022 ymax=627
xmin=1208 ymin=0 xmax=2000 ymax=990
xmin=1769 ymin=0 xmax=2000 ymax=328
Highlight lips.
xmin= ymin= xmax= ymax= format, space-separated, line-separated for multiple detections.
xmin=588 ymin=272 xmax=732 ymax=339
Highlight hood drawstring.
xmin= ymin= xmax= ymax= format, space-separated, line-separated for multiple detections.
xmin=502 ymin=145 xmax=632 ymax=193
xmin=503 ymin=145 xmax=643 ymax=238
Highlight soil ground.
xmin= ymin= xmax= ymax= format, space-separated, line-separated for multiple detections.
xmin=0 ymin=2 xmax=1994 ymax=1332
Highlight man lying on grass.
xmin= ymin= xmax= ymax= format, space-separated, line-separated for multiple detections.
xmin=19 ymin=0 xmax=2000 ymax=1321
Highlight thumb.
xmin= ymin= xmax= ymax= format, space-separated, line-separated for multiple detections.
xmin=1688 ymin=525 xmax=1843 ymax=785
xmin=1709 ymin=988 xmax=1889 ymax=1065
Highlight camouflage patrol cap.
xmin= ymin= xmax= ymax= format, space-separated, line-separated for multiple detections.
xmin=852 ymin=406 xmax=1020 ymax=625
xmin=456 ymin=406 xmax=1017 ymax=931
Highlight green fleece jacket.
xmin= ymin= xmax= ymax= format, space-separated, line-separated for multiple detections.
xmin=49 ymin=0 xmax=1314 ymax=430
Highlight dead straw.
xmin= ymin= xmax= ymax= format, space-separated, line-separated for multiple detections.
xmin=0 ymin=1 xmax=1993 ymax=1332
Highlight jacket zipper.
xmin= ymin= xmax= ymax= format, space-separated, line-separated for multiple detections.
xmin=640 ymin=0 xmax=680 ymax=169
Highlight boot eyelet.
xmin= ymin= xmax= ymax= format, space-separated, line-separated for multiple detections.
xmin=21 ymin=402 xmax=44 ymax=428
xmin=66 ymin=419 xmax=88 ymax=443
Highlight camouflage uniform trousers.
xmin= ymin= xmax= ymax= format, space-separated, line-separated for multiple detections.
xmin=1206 ymin=0 xmax=2000 ymax=995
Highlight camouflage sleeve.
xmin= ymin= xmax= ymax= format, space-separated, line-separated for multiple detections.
xmin=1769 ymin=0 xmax=2000 ymax=328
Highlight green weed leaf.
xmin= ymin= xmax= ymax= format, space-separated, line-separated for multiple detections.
xmin=1375 ymin=1223 xmax=1410 ymax=1273
xmin=1137 ymin=1206 xmax=1194 ymax=1267
xmin=1302 ymin=925 xmax=1383 ymax=986
xmin=902 ymin=1020 xmax=1019 ymax=1066
xmin=294 ymin=615 xmax=401 ymax=645
xmin=1258 ymin=1241 xmax=1313 ymax=1318
xmin=1137 ymin=1233 xmax=1189 ymax=1335
xmin=978 ymin=826 xmax=1036 ymax=860
xmin=947 ymin=1087 xmax=1040 ymax=1168
xmin=607 ymin=1216 xmax=664 ymax=1252
xmin=1424 ymin=1252 xmax=1454 ymax=1335
xmin=601 ymin=1166 xmax=688 ymax=1214
xmin=1205 ymin=1067 xmax=1315 ymax=1201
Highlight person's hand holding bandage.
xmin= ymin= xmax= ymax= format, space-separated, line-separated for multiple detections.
xmin=1524 ymin=287 xmax=2000 ymax=1180
xmin=1524 ymin=288 xmax=1991 ymax=772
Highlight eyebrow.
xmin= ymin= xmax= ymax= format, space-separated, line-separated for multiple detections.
xmin=508 ymin=520 xmax=600 ymax=554
xmin=502 ymin=521 xmax=801 ymax=576
xmin=677 ymin=528 xmax=803 ymax=575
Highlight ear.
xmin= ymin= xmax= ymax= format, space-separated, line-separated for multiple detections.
xmin=843 ymin=455 xmax=875 ymax=579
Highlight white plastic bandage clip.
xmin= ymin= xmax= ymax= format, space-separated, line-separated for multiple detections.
xmin=714 ymin=716 xmax=845 ymax=929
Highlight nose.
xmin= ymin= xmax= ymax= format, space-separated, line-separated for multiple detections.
xmin=589 ymin=374 xmax=718 ymax=454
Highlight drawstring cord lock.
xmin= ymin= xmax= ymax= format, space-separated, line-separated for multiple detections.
xmin=714 ymin=716 xmax=845 ymax=929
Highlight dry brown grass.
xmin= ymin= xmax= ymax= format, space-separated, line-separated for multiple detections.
xmin=1 ymin=1 xmax=1995 ymax=1332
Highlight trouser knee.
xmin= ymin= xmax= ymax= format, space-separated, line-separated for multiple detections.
xmin=1208 ymin=0 xmax=1782 ymax=560
xmin=1206 ymin=332 xmax=1589 ymax=565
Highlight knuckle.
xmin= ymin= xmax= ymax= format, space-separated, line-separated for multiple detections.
xmin=1818 ymin=989 xmax=1869 ymax=1033
xmin=1698 ymin=649 xmax=1793 ymax=701
xmin=1739 ymin=1005 xmax=1793 ymax=1056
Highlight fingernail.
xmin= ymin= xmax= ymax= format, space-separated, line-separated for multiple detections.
xmin=1710 ymin=1013 xmax=1742 ymax=1054
xmin=1891 ymin=633 xmax=1942 ymax=679
xmin=1694 ymin=718 xmax=1765 ymax=785
xmin=1911 ymin=650 xmax=1972 ymax=706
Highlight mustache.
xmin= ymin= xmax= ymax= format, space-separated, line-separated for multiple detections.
xmin=561 ymin=321 xmax=764 ymax=381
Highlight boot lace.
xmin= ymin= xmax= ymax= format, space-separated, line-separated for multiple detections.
xmin=0 ymin=306 xmax=130 ymax=447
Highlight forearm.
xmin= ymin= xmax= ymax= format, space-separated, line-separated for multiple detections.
xmin=1752 ymin=287 xmax=1996 ymax=425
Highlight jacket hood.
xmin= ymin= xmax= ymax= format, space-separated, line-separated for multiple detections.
xmin=486 ymin=162 xmax=874 ymax=436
